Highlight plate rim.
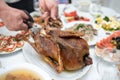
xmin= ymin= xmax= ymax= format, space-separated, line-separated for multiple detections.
xmin=0 ymin=63 xmax=51 ymax=80
xmin=23 ymin=42 xmax=92 ymax=80
xmin=94 ymin=46 xmax=117 ymax=63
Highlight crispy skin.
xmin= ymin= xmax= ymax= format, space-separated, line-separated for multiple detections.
xmin=48 ymin=29 xmax=91 ymax=70
xmin=59 ymin=30 xmax=84 ymax=38
xmin=27 ymin=28 xmax=92 ymax=72
xmin=28 ymin=31 xmax=63 ymax=72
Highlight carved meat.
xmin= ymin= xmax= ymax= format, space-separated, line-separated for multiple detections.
xmin=27 ymin=28 xmax=92 ymax=73
xmin=27 ymin=31 xmax=63 ymax=72
xmin=48 ymin=29 xmax=92 ymax=70
xmin=25 ymin=16 xmax=92 ymax=72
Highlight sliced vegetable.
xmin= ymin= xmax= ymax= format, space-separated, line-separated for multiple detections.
xmin=103 ymin=16 xmax=110 ymax=22
xmin=74 ymin=24 xmax=84 ymax=30
xmin=64 ymin=11 xmax=77 ymax=17
xmin=4 ymin=44 xmax=16 ymax=52
xmin=0 ymin=22 xmax=4 ymax=27
xmin=16 ymin=41 xmax=24 ymax=48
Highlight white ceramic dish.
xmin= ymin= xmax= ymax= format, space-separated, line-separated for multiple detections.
xmin=61 ymin=12 xmax=93 ymax=23
xmin=0 ymin=63 xmax=51 ymax=80
xmin=0 ymin=26 xmax=21 ymax=36
xmin=0 ymin=27 xmax=23 ymax=55
xmin=23 ymin=42 xmax=92 ymax=80
xmin=95 ymin=46 xmax=120 ymax=63
xmin=94 ymin=46 xmax=113 ymax=62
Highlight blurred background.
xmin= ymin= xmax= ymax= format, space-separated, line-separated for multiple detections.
xmin=101 ymin=0 xmax=120 ymax=13
xmin=57 ymin=0 xmax=120 ymax=13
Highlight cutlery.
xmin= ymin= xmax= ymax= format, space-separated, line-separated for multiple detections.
xmin=23 ymin=10 xmax=41 ymax=34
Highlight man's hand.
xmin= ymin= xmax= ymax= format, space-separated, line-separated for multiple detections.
xmin=39 ymin=0 xmax=58 ymax=19
xmin=0 ymin=7 xmax=29 ymax=31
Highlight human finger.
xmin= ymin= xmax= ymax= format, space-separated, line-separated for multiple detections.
xmin=19 ymin=23 xmax=28 ymax=31
xmin=50 ymin=4 xmax=58 ymax=20
xmin=41 ymin=12 xmax=49 ymax=19
xmin=39 ymin=0 xmax=48 ymax=13
xmin=20 ymin=10 xmax=29 ymax=19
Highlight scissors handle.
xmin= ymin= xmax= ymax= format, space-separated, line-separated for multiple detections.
xmin=23 ymin=10 xmax=34 ymax=29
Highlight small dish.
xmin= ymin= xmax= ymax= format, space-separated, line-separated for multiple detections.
xmin=0 ymin=63 xmax=51 ymax=80
xmin=95 ymin=46 xmax=120 ymax=63
xmin=23 ymin=42 xmax=92 ymax=80
xmin=0 ymin=27 xmax=24 ymax=55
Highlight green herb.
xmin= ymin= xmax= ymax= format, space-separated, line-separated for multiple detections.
xmin=96 ymin=14 xmax=101 ymax=18
xmin=103 ymin=16 xmax=110 ymax=22
xmin=13 ymin=38 xmax=18 ymax=41
xmin=86 ymin=28 xmax=90 ymax=30
xmin=74 ymin=24 xmax=84 ymax=30
xmin=95 ymin=20 xmax=97 ymax=24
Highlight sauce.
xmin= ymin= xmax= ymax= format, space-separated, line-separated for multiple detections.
xmin=0 ymin=69 xmax=42 ymax=80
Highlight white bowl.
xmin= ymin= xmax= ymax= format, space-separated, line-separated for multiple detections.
xmin=0 ymin=63 xmax=51 ymax=80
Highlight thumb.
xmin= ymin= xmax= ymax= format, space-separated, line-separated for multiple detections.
xmin=41 ymin=12 xmax=49 ymax=19
xmin=21 ymin=10 xmax=29 ymax=19
xmin=51 ymin=5 xmax=58 ymax=20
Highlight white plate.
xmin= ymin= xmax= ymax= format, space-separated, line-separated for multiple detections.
xmin=0 ymin=26 xmax=21 ymax=36
xmin=0 ymin=63 xmax=51 ymax=80
xmin=0 ymin=48 xmax=22 ymax=55
xmin=94 ymin=46 xmax=113 ymax=62
xmin=62 ymin=21 xmax=107 ymax=46
xmin=61 ymin=12 xmax=93 ymax=24
xmin=23 ymin=42 xmax=92 ymax=80
xmin=95 ymin=46 xmax=120 ymax=63
xmin=0 ymin=27 xmax=23 ymax=55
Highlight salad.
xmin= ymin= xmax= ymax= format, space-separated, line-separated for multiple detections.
xmin=95 ymin=16 xmax=120 ymax=32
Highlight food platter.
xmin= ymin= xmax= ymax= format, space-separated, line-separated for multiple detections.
xmin=95 ymin=46 xmax=120 ymax=63
xmin=95 ymin=16 xmax=120 ymax=35
xmin=95 ymin=46 xmax=114 ymax=62
xmin=62 ymin=21 xmax=107 ymax=46
xmin=23 ymin=42 xmax=92 ymax=80
xmin=0 ymin=63 xmax=51 ymax=80
xmin=95 ymin=30 xmax=120 ymax=63
xmin=0 ymin=26 xmax=24 ymax=55
xmin=61 ymin=11 xmax=93 ymax=23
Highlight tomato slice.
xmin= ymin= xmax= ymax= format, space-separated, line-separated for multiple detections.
xmin=0 ymin=22 xmax=4 ymax=27
xmin=96 ymin=42 xmax=104 ymax=49
xmin=64 ymin=11 xmax=77 ymax=17
xmin=0 ymin=47 xmax=3 ymax=52
xmin=79 ymin=17 xmax=90 ymax=22
xmin=4 ymin=44 xmax=16 ymax=52
xmin=16 ymin=41 xmax=24 ymax=48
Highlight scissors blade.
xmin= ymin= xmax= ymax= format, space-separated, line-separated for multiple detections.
xmin=31 ymin=23 xmax=41 ymax=34
xmin=23 ymin=10 xmax=41 ymax=34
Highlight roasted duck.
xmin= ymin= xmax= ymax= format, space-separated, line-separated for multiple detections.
xmin=24 ymin=17 xmax=92 ymax=73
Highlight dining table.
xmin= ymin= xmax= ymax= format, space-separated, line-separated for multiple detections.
xmin=0 ymin=4 xmax=120 ymax=80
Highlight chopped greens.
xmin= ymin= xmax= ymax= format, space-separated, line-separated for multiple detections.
xmin=103 ymin=16 xmax=110 ymax=22
xmin=74 ymin=24 xmax=84 ymax=30
xmin=86 ymin=28 xmax=90 ymax=30
xmin=95 ymin=20 xmax=97 ymax=24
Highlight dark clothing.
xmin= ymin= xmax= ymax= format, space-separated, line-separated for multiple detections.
xmin=7 ymin=0 xmax=34 ymax=13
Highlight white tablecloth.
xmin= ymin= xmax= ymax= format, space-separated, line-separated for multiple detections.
xmin=0 ymin=4 xmax=120 ymax=80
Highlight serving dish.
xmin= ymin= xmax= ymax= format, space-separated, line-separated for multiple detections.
xmin=95 ymin=30 xmax=120 ymax=63
xmin=95 ymin=16 xmax=120 ymax=34
xmin=23 ymin=42 xmax=92 ymax=80
xmin=0 ymin=63 xmax=51 ymax=80
xmin=0 ymin=27 xmax=25 ymax=55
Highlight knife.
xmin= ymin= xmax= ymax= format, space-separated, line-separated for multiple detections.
xmin=23 ymin=10 xmax=41 ymax=34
